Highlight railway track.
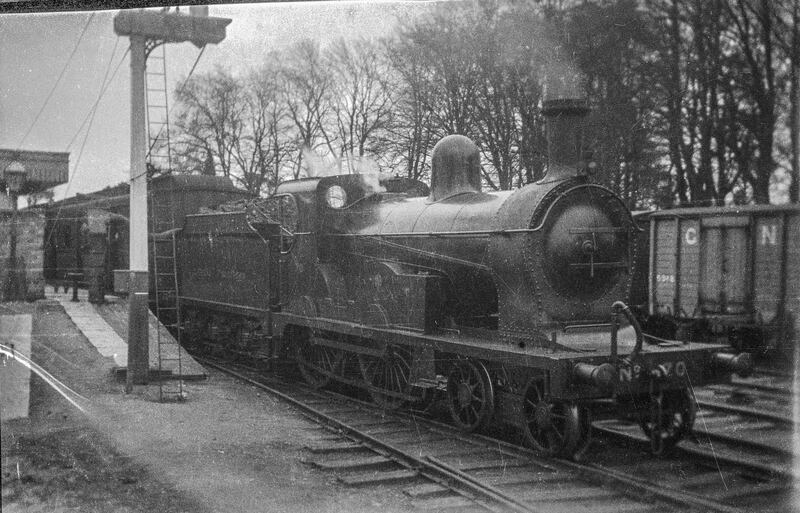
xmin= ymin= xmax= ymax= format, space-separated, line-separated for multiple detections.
xmin=195 ymin=356 xmax=793 ymax=513
xmin=593 ymin=370 xmax=795 ymax=511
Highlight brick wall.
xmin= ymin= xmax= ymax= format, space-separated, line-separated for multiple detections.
xmin=0 ymin=211 xmax=45 ymax=301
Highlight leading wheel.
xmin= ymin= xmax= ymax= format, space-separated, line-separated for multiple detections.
xmin=293 ymin=328 xmax=343 ymax=389
xmin=520 ymin=379 xmax=591 ymax=459
xmin=446 ymin=358 xmax=494 ymax=432
xmin=638 ymin=388 xmax=696 ymax=455
xmin=358 ymin=345 xmax=412 ymax=410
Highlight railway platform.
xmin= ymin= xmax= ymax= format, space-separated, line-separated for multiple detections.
xmin=2 ymin=297 xmax=406 ymax=513
xmin=46 ymin=288 xmax=206 ymax=380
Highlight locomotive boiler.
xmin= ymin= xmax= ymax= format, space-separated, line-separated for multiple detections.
xmin=177 ymin=98 xmax=751 ymax=458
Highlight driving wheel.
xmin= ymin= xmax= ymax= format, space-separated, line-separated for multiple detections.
xmin=293 ymin=328 xmax=343 ymax=389
xmin=520 ymin=379 xmax=591 ymax=459
xmin=446 ymin=358 xmax=494 ymax=432
xmin=358 ymin=345 xmax=412 ymax=410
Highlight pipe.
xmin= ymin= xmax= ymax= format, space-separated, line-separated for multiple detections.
xmin=612 ymin=301 xmax=643 ymax=358
xmin=711 ymin=352 xmax=753 ymax=378
xmin=573 ymin=362 xmax=617 ymax=393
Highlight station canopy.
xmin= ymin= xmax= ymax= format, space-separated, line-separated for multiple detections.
xmin=0 ymin=149 xmax=69 ymax=195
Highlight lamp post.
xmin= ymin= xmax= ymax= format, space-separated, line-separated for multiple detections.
xmin=4 ymin=162 xmax=27 ymax=301
xmin=113 ymin=8 xmax=230 ymax=388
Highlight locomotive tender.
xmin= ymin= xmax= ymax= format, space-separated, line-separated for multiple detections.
xmin=177 ymin=98 xmax=750 ymax=458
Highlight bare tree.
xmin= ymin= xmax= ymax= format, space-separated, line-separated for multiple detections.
xmin=383 ymin=37 xmax=436 ymax=182
xmin=724 ymin=0 xmax=780 ymax=204
xmin=236 ymin=61 xmax=294 ymax=195
xmin=325 ymin=38 xmax=395 ymax=173
xmin=173 ymin=67 xmax=246 ymax=180
xmin=774 ymin=0 xmax=800 ymax=203
xmin=279 ymin=40 xmax=334 ymax=178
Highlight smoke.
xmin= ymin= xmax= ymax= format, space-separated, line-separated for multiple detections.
xmin=360 ymin=171 xmax=387 ymax=195
xmin=494 ymin=5 xmax=587 ymax=101
xmin=300 ymin=147 xmax=387 ymax=193
xmin=301 ymin=145 xmax=333 ymax=178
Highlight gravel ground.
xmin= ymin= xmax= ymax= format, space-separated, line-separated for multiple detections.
xmin=1 ymin=300 xmax=414 ymax=513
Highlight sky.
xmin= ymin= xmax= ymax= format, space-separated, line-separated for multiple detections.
xmin=0 ymin=1 xmax=433 ymax=201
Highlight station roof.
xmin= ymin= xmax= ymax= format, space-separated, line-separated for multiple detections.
xmin=0 ymin=149 xmax=69 ymax=194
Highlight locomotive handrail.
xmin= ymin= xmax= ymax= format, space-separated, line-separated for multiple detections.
xmin=612 ymin=301 xmax=643 ymax=359
xmin=529 ymin=183 xmax=642 ymax=233
xmin=331 ymin=228 xmax=538 ymax=238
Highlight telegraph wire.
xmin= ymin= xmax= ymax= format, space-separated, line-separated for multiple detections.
xmin=13 ymin=12 xmax=96 ymax=152
xmin=146 ymin=44 xmax=207 ymax=157
xmin=65 ymin=37 xmax=124 ymax=151
xmin=131 ymin=44 xmax=208 ymax=182
xmin=64 ymin=46 xmax=130 ymax=194
xmin=44 ymin=38 xmax=129 ymax=250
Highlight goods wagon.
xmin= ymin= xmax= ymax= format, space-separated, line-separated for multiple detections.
xmin=642 ymin=204 xmax=800 ymax=358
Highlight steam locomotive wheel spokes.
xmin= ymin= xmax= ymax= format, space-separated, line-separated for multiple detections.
xmin=294 ymin=331 xmax=343 ymax=389
xmin=521 ymin=380 xmax=590 ymax=459
xmin=638 ymin=388 xmax=696 ymax=455
xmin=358 ymin=345 xmax=411 ymax=410
xmin=446 ymin=358 xmax=494 ymax=432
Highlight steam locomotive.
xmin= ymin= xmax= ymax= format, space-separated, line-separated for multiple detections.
xmin=175 ymin=98 xmax=751 ymax=458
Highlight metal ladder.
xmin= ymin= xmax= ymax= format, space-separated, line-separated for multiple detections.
xmin=145 ymin=43 xmax=173 ymax=175
xmin=145 ymin=43 xmax=184 ymax=402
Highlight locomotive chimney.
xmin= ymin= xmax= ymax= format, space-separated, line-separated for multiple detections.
xmin=541 ymin=97 xmax=590 ymax=181
xmin=428 ymin=135 xmax=482 ymax=202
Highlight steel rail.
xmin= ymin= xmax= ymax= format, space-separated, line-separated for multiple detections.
xmin=729 ymin=377 xmax=794 ymax=395
xmin=592 ymin=422 xmax=793 ymax=479
xmin=418 ymin=416 xmax=751 ymax=513
xmin=696 ymin=398 xmax=794 ymax=426
xmin=198 ymin=356 xmax=758 ymax=513
xmin=196 ymin=356 xmax=537 ymax=513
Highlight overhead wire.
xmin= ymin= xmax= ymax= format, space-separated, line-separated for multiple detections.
xmin=64 ymin=37 xmax=124 ymax=152
xmin=44 ymin=37 xmax=128 ymax=254
xmin=64 ymin=47 xmax=130 ymax=198
xmin=131 ymin=44 xmax=208 ymax=182
xmin=12 ymin=12 xmax=96 ymax=153
xmin=147 ymin=44 xmax=207 ymax=156
xmin=52 ymin=38 xmax=128 ymax=207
